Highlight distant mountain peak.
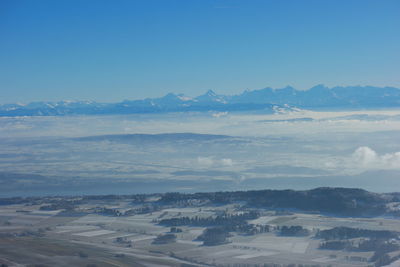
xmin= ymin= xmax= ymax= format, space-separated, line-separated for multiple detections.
xmin=283 ymin=85 xmax=295 ymax=90
xmin=160 ymin=93 xmax=180 ymax=100
xmin=309 ymin=84 xmax=330 ymax=91
xmin=195 ymin=89 xmax=227 ymax=104
xmin=1 ymin=85 xmax=399 ymax=116
xmin=197 ymin=89 xmax=217 ymax=98
xmin=205 ymin=89 xmax=217 ymax=96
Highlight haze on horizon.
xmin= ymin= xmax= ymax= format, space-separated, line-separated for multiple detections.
xmin=1 ymin=0 xmax=400 ymax=103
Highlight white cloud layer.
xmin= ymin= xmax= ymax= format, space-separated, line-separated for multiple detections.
xmin=197 ymin=157 xmax=214 ymax=167
xmin=197 ymin=157 xmax=234 ymax=168
xmin=352 ymin=146 xmax=400 ymax=169
xmin=221 ymin=158 xmax=233 ymax=166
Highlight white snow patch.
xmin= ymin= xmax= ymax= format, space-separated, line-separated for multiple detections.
xmin=73 ymin=230 xmax=115 ymax=237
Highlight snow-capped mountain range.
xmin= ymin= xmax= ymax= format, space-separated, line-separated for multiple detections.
xmin=1 ymin=85 xmax=400 ymax=116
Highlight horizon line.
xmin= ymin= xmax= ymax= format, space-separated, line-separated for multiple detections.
xmin=2 ymin=84 xmax=400 ymax=105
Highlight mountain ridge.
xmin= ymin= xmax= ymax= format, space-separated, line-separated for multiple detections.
xmin=1 ymin=85 xmax=400 ymax=116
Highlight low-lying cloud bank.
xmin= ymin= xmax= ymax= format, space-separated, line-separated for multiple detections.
xmin=352 ymin=146 xmax=400 ymax=169
xmin=197 ymin=157 xmax=233 ymax=167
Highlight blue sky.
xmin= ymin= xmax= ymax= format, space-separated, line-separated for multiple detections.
xmin=1 ymin=0 xmax=399 ymax=103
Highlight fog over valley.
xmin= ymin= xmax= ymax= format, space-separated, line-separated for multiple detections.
xmin=1 ymin=109 xmax=399 ymax=196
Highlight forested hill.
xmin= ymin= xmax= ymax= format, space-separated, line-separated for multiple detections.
xmin=159 ymin=187 xmax=399 ymax=217
xmin=1 ymin=187 xmax=399 ymax=217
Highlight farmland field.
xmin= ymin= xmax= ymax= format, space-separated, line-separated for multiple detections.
xmin=1 ymin=188 xmax=400 ymax=266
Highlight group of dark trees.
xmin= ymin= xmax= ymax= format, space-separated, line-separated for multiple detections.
xmin=279 ymin=226 xmax=309 ymax=236
xmin=114 ymin=236 xmax=132 ymax=247
xmin=158 ymin=211 xmax=274 ymax=245
xmin=123 ymin=205 xmax=161 ymax=216
xmin=158 ymin=211 xmax=269 ymax=235
xmin=152 ymin=233 xmax=177 ymax=244
xmin=317 ymin=227 xmax=400 ymax=267
xmin=357 ymin=238 xmax=400 ymax=252
xmin=316 ymin=226 xmax=399 ymax=240
xmin=92 ymin=207 xmax=123 ymax=216
xmin=371 ymin=251 xmax=400 ymax=267
xmin=196 ymin=227 xmax=231 ymax=246
xmin=1 ymin=187 xmax=399 ymax=218
xmin=39 ymin=198 xmax=84 ymax=211
xmin=319 ymin=240 xmax=350 ymax=250
xmin=319 ymin=238 xmax=399 ymax=252
xmin=159 ymin=211 xmax=259 ymax=227
xmin=159 ymin=188 xmax=392 ymax=217
xmin=170 ymin=227 xmax=183 ymax=233
xmin=92 ymin=204 xmax=161 ymax=217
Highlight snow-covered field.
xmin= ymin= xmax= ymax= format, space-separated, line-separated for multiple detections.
xmin=1 ymin=197 xmax=399 ymax=266
xmin=73 ymin=229 xmax=115 ymax=237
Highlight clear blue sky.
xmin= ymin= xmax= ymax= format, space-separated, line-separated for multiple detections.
xmin=1 ymin=0 xmax=399 ymax=103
